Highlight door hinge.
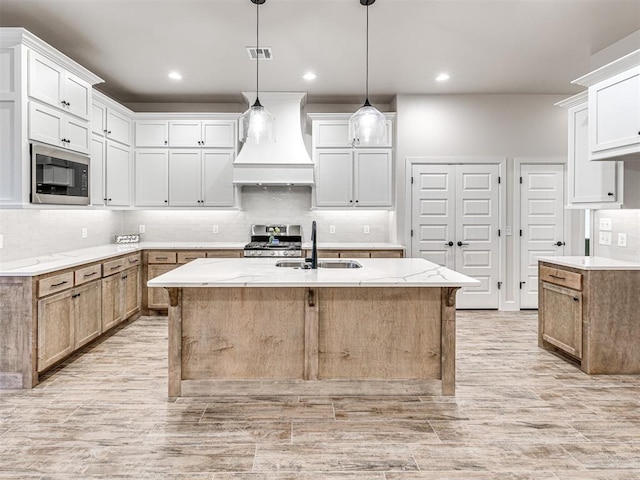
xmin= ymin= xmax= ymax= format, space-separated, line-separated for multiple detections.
xmin=520 ymin=281 xmax=526 ymax=289
xmin=498 ymin=229 xmax=501 ymax=237
xmin=497 ymin=281 xmax=502 ymax=290
xmin=498 ymin=176 xmax=501 ymax=184
xmin=519 ymin=229 xmax=523 ymax=237
xmin=520 ymin=176 xmax=523 ymax=184
xmin=410 ymin=229 xmax=414 ymax=237
xmin=411 ymin=176 xmax=414 ymax=184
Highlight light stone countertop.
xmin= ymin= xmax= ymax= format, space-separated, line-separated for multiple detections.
xmin=146 ymin=257 xmax=480 ymax=288
xmin=0 ymin=242 xmax=405 ymax=277
xmin=538 ymin=256 xmax=640 ymax=270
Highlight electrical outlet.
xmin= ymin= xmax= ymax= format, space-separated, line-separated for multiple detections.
xmin=363 ymin=225 xmax=370 ymax=234
xmin=599 ymin=231 xmax=612 ymax=246
xmin=81 ymin=227 xmax=87 ymax=239
xmin=139 ymin=224 xmax=146 ymax=234
xmin=599 ymin=218 xmax=612 ymax=231
xmin=212 ymin=225 xmax=219 ymax=234
xmin=329 ymin=225 xmax=336 ymax=234
xmin=618 ymin=232 xmax=627 ymax=247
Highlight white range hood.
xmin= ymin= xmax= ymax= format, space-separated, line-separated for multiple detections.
xmin=233 ymin=92 xmax=314 ymax=185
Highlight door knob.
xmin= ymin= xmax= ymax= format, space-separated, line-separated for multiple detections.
xmin=457 ymin=241 xmax=469 ymax=246
xmin=445 ymin=241 xmax=454 ymax=247
xmin=554 ymin=241 xmax=565 ymax=246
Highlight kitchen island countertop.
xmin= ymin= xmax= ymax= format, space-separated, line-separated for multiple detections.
xmin=538 ymin=256 xmax=640 ymax=270
xmin=147 ymin=257 xmax=479 ymax=288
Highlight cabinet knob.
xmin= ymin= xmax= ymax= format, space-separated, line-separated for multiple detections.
xmin=164 ymin=200 xmax=168 ymax=203
xmin=164 ymin=140 xmax=168 ymax=145
xmin=607 ymin=192 xmax=614 ymax=196
xmin=445 ymin=241 xmax=454 ymax=247
xmin=573 ymin=297 xmax=579 ymax=302
xmin=554 ymin=241 xmax=566 ymax=246
xmin=355 ymin=200 xmax=359 ymax=203
xmin=457 ymin=241 xmax=469 ymax=246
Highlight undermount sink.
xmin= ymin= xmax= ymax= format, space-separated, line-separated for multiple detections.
xmin=317 ymin=260 xmax=362 ymax=269
xmin=274 ymin=260 xmax=362 ymax=269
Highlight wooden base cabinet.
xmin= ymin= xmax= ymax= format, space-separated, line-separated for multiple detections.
xmin=102 ymin=266 xmax=140 ymax=331
xmin=37 ymin=279 xmax=102 ymax=372
xmin=539 ymin=261 xmax=640 ymax=374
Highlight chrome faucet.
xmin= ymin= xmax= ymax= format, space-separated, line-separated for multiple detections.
xmin=308 ymin=220 xmax=318 ymax=269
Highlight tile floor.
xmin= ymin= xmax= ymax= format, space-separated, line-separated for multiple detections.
xmin=1 ymin=311 xmax=640 ymax=479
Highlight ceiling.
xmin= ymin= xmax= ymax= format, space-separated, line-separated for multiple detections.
xmin=1 ymin=0 xmax=639 ymax=106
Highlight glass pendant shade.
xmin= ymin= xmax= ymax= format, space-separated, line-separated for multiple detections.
xmin=349 ymin=99 xmax=386 ymax=146
xmin=239 ymin=99 xmax=275 ymax=144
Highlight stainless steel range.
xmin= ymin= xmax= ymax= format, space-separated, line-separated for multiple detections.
xmin=244 ymin=224 xmax=303 ymax=257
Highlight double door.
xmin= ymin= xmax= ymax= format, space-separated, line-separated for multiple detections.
xmin=411 ymin=164 xmax=500 ymax=309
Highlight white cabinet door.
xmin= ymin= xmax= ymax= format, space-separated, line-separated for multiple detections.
xmin=135 ymin=149 xmax=168 ymax=207
xmin=28 ymin=52 xmax=63 ymax=110
xmin=105 ymin=142 xmax=131 ymax=206
xmin=28 ymin=51 xmax=90 ymax=121
xmin=135 ymin=120 xmax=168 ymax=147
xmin=63 ymin=73 xmax=91 ymax=120
xmin=315 ymin=149 xmax=353 ymax=207
xmin=202 ymin=150 xmax=235 ymax=206
xmin=169 ymin=121 xmax=201 ymax=147
xmin=92 ymin=102 xmax=106 ymax=136
xmin=29 ymin=101 xmax=64 ymax=147
xmin=354 ymin=149 xmax=392 ymax=207
xmin=105 ymin=109 xmax=131 ymax=146
xmin=169 ymin=150 xmax=201 ymax=206
xmin=589 ymin=66 xmax=640 ymax=160
xmin=65 ymin=115 xmax=90 ymax=154
xmin=314 ymin=121 xmax=352 ymax=147
xmin=202 ymin=121 xmax=235 ymax=148
xmin=568 ymin=103 xmax=620 ymax=206
xmin=90 ymin=135 xmax=105 ymax=206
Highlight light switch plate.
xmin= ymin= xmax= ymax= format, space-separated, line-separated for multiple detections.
xmin=599 ymin=218 xmax=612 ymax=231
xmin=599 ymin=231 xmax=612 ymax=245
xmin=82 ymin=227 xmax=87 ymax=239
xmin=139 ymin=224 xmax=146 ymax=234
xmin=329 ymin=225 xmax=336 ymax=234
xmin=618 ymin=233 xmax=627 ymax=247
xmin=212 ymin=225 xmax=219 ymax=234
xmin=363 ymin=225 xmax=370 ymax=234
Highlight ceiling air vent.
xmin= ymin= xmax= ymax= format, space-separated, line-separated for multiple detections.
xmin=246 ymin=47 xmax=273 ymax=60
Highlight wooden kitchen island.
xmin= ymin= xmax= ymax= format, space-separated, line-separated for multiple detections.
xmin=147 ymin=258 xmax=478 ymax=397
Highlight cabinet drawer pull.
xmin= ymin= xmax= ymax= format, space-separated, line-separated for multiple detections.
xmin=83 ymin=272 xmax=97 ymax=277
xmin=110 ymin=265 xmax=122 ymax=270
xmin=51 ymin=281 xmax=68 ymax=287
xmin=573 ymin=297 xmax=579 ymax=302
xmin=549 ymin=274 xmax=566 ymax=280
xmin=155 ymin=256 xmax=168 ymax=260
xmin=72 ymin=293 xmax=81 ymax=299
xmin=122 ymin=275 xmax=128 ymax=280
xmin=129 ymin=258 xmax=139 ymax=264
xmin=607 ymin=192 xmax=614 ymax=196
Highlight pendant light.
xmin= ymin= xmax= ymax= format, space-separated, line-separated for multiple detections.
xmin=239 ymin=0 xmax=275 ymax=144
xmin=349 ymin=0 xmax=386 ymax=147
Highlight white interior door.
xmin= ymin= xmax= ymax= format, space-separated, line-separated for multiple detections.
xmin=411 ymin=165 xmax=456 ymax=269
xmin=520 ymin=163 xmax=565 ymax=309
xmin=454 ymin=164 xmax=500 ymax=309
xmin=411 ymin=163 xmax=500 ymax=309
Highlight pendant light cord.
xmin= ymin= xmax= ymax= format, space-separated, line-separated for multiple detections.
xmin=365 ymin=2 xmax=369 ymax=102
xmin=256 ymin=0 xmax=260 ymax=103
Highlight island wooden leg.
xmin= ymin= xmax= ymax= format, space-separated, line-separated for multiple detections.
xmin=304 ymin=288 xmax=319 ymax=380
xmin=441 ymin=287 xmax=459 ymax=396
xmin=167 ymin=287 xmax=182 ymax=397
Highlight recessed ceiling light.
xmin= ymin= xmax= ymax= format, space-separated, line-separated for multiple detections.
xmin=303 ymin=72 xmax=317 ymax=81
xmin=435 ymin=73 xmax=450 ymax=82
xmin=168 ymin=71 xmax=183 ymax=80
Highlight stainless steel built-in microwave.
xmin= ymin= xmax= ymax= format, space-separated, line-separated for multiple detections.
xmin=31 ymin=143 xmax=90 ymax=205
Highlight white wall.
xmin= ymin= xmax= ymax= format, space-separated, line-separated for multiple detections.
xmin=123 ymin=186 xmax=392 ymax=244
xmin=0 ymin=209 xmax=123 ymax=263
xmin=394 ymin=94 xmax=573 ymax=307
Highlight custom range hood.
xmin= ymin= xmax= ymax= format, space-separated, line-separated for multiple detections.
xmin=233 ymin=92 xmax=314 ymax=185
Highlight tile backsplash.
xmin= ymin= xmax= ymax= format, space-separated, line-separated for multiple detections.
xmin=0 ymin=209 xmax=123 ymax=263
xmin=123 ymin=186 xmax=393 ymax=243
xmin=593 ymin=210 xmax=640 ymax=262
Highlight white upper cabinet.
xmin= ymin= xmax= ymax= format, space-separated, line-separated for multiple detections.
xmin=311 ymin=114 xmax=394 ymax=208
xmin=92 ymin=100 xmax=132 ymax=146
xmin=313 ymin=118 xmax=392 ymax=148
xmin=169 ymin=120 xmax=235 ymax=148
xmin=572 ymin=50 xmax=640 ymax=161
xmin=29 ymin=101 xmax=90 ymax=154
xmin=588 ymin=66 xmax=640 ymax=160
xmin=90 ymin=135 xmax=105 ymax=206
xmin=202 ymin=150 xmax=235 ymax=207
xmin=563 ymin=97 xmax=622 ymax=208
xmin=135 ymin=120 xmax=169 ymax=147
xmin=135 ymin=149 xmax=168 ymax=207
xmin=104 ymin=142 xmax=131 ymax=206
xmin=28 ymin=51 xmax=90 ymax=120
xmin=168 ymin=150 xmax=202 ymax=206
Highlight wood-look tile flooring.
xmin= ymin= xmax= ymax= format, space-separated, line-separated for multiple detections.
xmin=2 ymin=311 xmax=640 ymax=479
